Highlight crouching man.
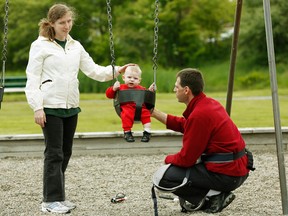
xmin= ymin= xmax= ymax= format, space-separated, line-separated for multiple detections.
xmin=151 ymin=68 xmax=254 ymax=213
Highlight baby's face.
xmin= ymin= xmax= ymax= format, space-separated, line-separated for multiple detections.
xmin=122 ymin=70 xmax=141 ymax=88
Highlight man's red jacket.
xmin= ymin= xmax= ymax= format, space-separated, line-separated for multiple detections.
xmin=165 ymin=92 xmax=249 ymax=177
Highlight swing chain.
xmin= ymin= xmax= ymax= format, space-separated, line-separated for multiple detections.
xmin=152 ymin=0 xmax=159 ymax=87
xmin=1 ymin=0 xmax=9 ymax=87
xmin=0 ymin=0 xmax=8 ymax=108
xmin=106 ymin=0 xmax=117 ymax=80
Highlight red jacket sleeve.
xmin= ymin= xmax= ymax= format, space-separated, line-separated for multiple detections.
xmin=165 ymin=113 xmax=211 ymax=167
xmin=106 ymin=86 xmax=116 ymax=99
xmin=166 ymin=114 xmax=186 ymax=133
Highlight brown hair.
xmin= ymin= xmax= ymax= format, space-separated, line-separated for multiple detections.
xmin=38 ymin=3 xmax=76 ymax=41
xmin=176 ymin=68 xmax=204 ymax=96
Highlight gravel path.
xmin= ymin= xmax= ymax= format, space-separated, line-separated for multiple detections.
xmin=0 ymin=150 xmax=284 ymax=216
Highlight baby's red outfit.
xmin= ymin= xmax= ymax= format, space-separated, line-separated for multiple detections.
xmin=106 ymin=84 xmax=151 ymax=131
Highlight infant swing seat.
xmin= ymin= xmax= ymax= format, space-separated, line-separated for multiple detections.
xmin=113 ymin=89 xmax=155 ymax=122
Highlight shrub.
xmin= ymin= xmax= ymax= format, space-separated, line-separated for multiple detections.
xmin=238 ymin=71 xmax=270 ymax=89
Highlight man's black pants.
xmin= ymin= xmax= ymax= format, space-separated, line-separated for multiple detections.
xmin=159 ymin=163 xmax=248 ymax=205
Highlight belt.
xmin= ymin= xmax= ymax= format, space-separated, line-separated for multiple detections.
xmin=201 ymin=149 xmax=246 ymax=163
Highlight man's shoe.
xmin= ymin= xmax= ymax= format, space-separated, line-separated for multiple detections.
xmin=61 ymin=200 xmax=76 ymax=210
xmin=41 ymin=201 xmax=71 ymax=214
xmin=124 ymin=131 xmax=135 ymax=142
xmin=141 ymin=131 xmax=151 ymax=142
xmin=203 ymin=192 xmax=236 ymax=213
xmin=179 ymin=197 xmax=206 ymax=212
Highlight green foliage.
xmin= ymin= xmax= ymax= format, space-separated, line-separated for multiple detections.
xmin=1 ymin=0 xmax=287 ymax=94
xmin=78 ymin=72 xmax=111 ymax=93
xmin=0 ymin=0 xmax=236 ymax=71
xmin=157 ymin=0 xmax=235 ymax=67
xmin=238 ymin=71 xmax=270 ymax=89
xmin=240 ymin=0 xmax=288 ymax=67
xmin=2 ymin=0 xmax=50 ymax=69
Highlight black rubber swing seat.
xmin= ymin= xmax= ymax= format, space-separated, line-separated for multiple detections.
xmin=113 ymin=89 xmax=156 ymax=122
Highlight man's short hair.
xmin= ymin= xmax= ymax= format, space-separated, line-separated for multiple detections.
xmin=176 ymin=68 xmax=204 ymax=96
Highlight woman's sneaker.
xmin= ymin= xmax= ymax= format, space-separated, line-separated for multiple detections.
xmin=41 ymin=201 xmax=70 ymax=214
xmin=61 ymin=200 xmax=76 ymax=210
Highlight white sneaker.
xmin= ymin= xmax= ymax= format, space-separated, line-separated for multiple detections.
xmin=61 ymin=200 xmax=76 ymax=210
xmin=41 ymin=201 xmax=70 ymax=214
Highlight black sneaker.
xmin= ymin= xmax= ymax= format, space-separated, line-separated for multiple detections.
xmin=124 ymin=131 xmax=135 ymax=142
xmin=141 ymin=131 xmax=151 ymax=142
xmin=179 ymin=197 xmax=206 ymax=212
xmin=203 ymin=192 xmax=236 ymax=213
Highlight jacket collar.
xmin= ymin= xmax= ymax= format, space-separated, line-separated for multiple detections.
xmin=38 ymin=34 xmax=74 ymax=42
xmin=183 ymin=92 xmax=206 ymax=119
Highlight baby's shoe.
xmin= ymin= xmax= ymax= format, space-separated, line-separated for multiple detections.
xmin=124 ymin=131 xmax=135 ymax=142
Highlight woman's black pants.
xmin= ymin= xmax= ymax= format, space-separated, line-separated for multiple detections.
xmin=42 ymin=114 xmax=78 ymax=202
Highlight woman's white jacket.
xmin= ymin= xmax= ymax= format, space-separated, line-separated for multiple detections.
xmin=25 ymin=35 xmax=119 ymax=112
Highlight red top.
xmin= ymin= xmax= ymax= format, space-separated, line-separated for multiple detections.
xmin=106 ymin=84 xmax=146 ymax=99
xmin=165 ymin=92 xmax=249 ymax=177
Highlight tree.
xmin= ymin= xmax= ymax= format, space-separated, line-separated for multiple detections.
xmin=156 ymin=0 xmax=235 ymax=67
xmin=110 ymin=0 xmax=158 ymax=65
xmin=0 ymin=0 xmax=243 ymax=73
xmin=240 ymin=0 xmax=288 ymax=66
xmin=0 ymin=0 xmax=125 ymax=71
xmin=0 ymin=0 xmax=50 ymax=70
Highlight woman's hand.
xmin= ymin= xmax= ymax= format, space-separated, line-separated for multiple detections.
xmin=34 ymin=109 xmax=46 ymax=128
xmin=117 ymin=63 xmax=136 ymax=74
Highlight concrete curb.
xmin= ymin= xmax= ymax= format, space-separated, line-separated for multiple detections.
xmin=0 ymin=127 xmax=287 ymax=158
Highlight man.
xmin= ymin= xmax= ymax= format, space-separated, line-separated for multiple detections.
xmin=152 ymin=68 xmax=253 ymax=213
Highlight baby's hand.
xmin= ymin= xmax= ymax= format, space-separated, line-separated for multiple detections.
xmin=148 ymin=83 xmax=156 ymax=92
xmin=113 ymin=81 xmax=120 ymax=91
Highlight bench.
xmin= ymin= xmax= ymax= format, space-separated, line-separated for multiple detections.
xmin=3 ymin=76 xmax=26 ymax=93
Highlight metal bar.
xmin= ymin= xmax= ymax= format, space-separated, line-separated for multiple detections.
xmin=225 ymin=0 xmax=243 ymax=116
xmin=262 ymin=0 xmax=288 ymax=214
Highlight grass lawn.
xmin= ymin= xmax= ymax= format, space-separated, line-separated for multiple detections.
xmin=0 ymin=89 xmax=287 ymax=135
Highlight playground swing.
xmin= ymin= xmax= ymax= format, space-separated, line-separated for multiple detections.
xmin=0 ymin=0 xmax=9 ymax=109
xmin=106 ymin=0 xmax=159 ymax=122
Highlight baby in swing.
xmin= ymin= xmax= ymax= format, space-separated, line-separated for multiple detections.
xmin=106 ymin=65 xmax=155 ymax=142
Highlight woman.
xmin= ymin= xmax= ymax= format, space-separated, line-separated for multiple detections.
xmin=25 ymin=3 xmax=132 ymax=214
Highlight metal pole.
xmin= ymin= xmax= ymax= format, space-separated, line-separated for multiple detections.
xmin=262 ymin=0 xmax=288 ymax=215
xmin=225 ymin=0 xmax=243 ymax=116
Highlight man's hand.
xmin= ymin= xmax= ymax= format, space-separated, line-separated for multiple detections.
xmin=151 ymin=108 xmax=168 ymax=125
xmin=148 ymin=82 xmax=156 ymax=92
